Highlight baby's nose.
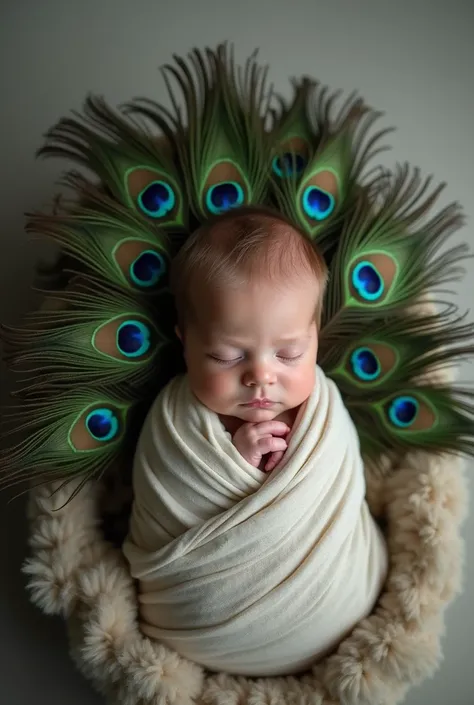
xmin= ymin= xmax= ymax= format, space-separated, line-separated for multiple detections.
xmin=243 ymin=364 xmax=276 ymax=387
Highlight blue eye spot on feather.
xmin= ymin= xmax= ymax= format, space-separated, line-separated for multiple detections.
xmin=352 ymin=262 xmax=384 ymax=301
xmin=272 ymin=153 xmax=306 ymax=178
xmin=130 ymin=250 xmax=165 ymax=288
xmin=138 ymin=181 xmax=175 ymax=218
xmin=85 ymin=408 xmax=119 ymax=442
xmin=350 ymin=347 xmax=381 ymax=381
xmin=206 ymin=182 xmax=244 ymax=214
xmin=302 ymin=186 xmax=335 ymax=221
xmin=388 ymin=396 xmax=419 ymax=428
xmin=117 ymin=320 xmax=151 ymax=358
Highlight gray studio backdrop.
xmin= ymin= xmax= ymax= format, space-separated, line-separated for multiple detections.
xmin=1 ymin=1 xmax=473 ymax=704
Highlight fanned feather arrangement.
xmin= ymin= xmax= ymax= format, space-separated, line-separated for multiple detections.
xmin=1 ymin=42 xmax=474 ymax=503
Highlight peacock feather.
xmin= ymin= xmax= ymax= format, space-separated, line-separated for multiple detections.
xmin=1 ymin=274 xmax=170 ymax=395
xmin=350 ymin=386 xmax=474 ymax=459
xmin=320 ymin=164 xmax=468 ymax=332
xmin=269 ymin=77 xmax=317 ymax=178
xmin=38 ymin=94 xmax=187 ymax=232
xmin=0 ymin=387 xmax=139 ymax=498
xmin=269 ymin=80 xmax=393 ymax=251
xmin=322 ymin=310 xmax=474 ymax=394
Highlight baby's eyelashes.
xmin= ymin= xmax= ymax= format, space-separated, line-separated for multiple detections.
xmin=207 ymin=349 xmax=306 ymax=365
xmin=277 ymin=353 xmax=304 ymax=363
xmin=208 ymin=354 xmax=242 ymax=366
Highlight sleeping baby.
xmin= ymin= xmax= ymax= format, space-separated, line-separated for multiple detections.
xmin=123 ymin=205 xmax=388 ymax=677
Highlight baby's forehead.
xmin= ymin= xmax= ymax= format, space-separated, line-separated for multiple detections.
xmin=190 ymin=270 xmax=321 ymax=324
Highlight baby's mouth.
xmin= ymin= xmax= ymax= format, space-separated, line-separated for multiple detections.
xmin=242 ymin=399 xmax=275 ymax=409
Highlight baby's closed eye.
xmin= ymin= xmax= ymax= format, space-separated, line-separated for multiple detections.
xmin=278 ymin=350 xmax=303 ymax=360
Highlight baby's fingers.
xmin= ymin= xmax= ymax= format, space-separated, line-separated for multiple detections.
xmin=265 ymin=450 xmax=285 ymax=472
xmin=258 ymin=437 xmax=287 ymax=457
xmin=254 ymin=421 xmax=290 ymax=438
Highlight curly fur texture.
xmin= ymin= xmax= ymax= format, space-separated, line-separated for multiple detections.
xmin=21 ymin=440 xmax=467 ymax=705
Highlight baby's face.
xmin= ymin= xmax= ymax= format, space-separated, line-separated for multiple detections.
xmin=180 ymin=274 xmax=320 ymax=423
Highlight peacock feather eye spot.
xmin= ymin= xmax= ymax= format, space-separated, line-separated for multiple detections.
xmin=117 ymin=320 xmax=151 ymax=358
xmin=302 ymin=186 xmax=335 ymax=221
xmin=206 ymin=182 xmax=244 ymax=215
xmin=352 ymin=261 xmax=384 ymax=301
xmin=130 ymin=250 xmax=166 ymax=288
xmin=138 ymin=181 xmax=175 ymax=218
xmin=388 ymin=396 xmax=419 ymax=428
xmin=350 ymin=347 xmax=381 ymax=381
xmin=272 ymin=152 xmax=306 ymax=178
xmin=85 ymin=408 xmax=119 ymax=442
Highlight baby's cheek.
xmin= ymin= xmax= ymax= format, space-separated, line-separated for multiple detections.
xmin=193 ymin=370 xmax=235 ymax=410
xmin=208 ymin=371 xmax=236 ymax=399
xmin=291 ymin=365 xmax=316 ymax=401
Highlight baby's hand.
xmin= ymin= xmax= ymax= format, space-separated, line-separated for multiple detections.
xmin=232 ymin=421 xmax=290 ymax=472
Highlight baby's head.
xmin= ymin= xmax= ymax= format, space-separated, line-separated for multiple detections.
xmin=170 ymin=206 xmax=328 ymax=423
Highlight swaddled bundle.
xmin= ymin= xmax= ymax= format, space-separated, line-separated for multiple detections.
xmin=123 ymin=366 xmax=388 ymax=677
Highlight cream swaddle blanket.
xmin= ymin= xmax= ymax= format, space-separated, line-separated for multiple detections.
xmin=123 ymin=366 xmax=388 ymax=676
